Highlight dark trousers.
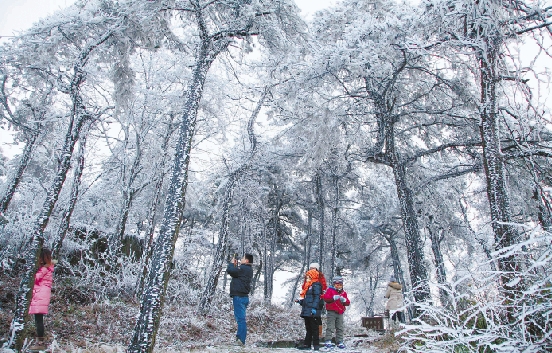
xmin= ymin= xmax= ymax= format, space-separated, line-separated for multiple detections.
xmin=34 ymin=314 xmax=45 ymax=337
xmin=303 ymin=316 xmax=321 ymax=347
xmin=392 ymin=311 xmax=404 ymax=323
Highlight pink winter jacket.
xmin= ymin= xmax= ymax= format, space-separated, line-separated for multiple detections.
xmin=322 ymin=286 xmax=350 ymax=314
xmin=29 ymin=265 xmax=54 ymax=314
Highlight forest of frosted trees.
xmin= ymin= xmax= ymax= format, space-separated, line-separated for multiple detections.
xmin=0 ymin=0 xmax=551 ymax=352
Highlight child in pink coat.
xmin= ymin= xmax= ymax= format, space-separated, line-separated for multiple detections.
xmin=321 ymin=276 xmax=350 ymax=349
xmin=28 ymin=248 xmax=55 ymax=351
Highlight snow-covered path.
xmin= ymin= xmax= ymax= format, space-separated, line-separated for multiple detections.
xmin=196 ymin=343 xmax=379 ymax=352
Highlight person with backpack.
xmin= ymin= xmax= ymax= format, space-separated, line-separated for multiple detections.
xmin=28 ymin=248 xmax=55 ymax=351
xmin=296 ymin=268 xmax=323 ymax=351
xmin=321 ymin=276 xmax=350 ymax=349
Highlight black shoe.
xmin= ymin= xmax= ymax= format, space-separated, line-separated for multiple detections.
xmin=297 ymin=345 xmax=311 ymax=350
xmin=314 ymin=345 xmax=320 ymax=351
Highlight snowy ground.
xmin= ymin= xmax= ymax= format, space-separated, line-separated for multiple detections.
xmin=1 ymin=272 xmax=397 ymax=353
xmin=196 ymin=344 xmax=379 ymax=352
xmin=1 ymin=334 xmax=389 ymax=353
xmin=11 ymin=343 xmax=381 ymax=352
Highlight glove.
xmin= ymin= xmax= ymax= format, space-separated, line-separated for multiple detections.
xmin=333 ymin=295 xmax=341 ymax=301
xmin=311 ymin=308 xmax=317 ymax=316
xmin=340 ymin=297 xmax=346 ymax=303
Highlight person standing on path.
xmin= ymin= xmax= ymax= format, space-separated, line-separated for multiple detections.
xmin=227 ymin=253 xmax=253 ymax=346
xmin=385 ymin=276 xmax=405 ymax=329
xmin=28 ymin=248 xmax=55 ymax=351
xmin=296 ymin=269 xmax=323 ymax=351
xmin=321 ymin=276 xmax=350 ymax=349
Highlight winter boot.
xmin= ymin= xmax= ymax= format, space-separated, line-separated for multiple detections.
xmin=232 ymin=337 xmax=245 ymax=346
xmin=28 ymin=337 xmax=46 ymax=351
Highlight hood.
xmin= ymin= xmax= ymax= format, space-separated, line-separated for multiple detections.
xmin=389 ymin=282 xmax=402 ymax=290
xmin=306 ymin=269 xmax=320 ymax=282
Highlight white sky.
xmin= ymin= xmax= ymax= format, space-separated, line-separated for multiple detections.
xmin=0 ymin=0 xmax=74 ymax=39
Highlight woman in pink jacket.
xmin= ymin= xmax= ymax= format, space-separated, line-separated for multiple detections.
xmin=28 ymin=248 xmax=55 ymax=350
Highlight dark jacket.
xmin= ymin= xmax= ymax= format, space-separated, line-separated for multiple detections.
xmin=226 ymin=262 xmax=253 ymax=297
xmin=299 ymin=281 xmax=322 ymax=318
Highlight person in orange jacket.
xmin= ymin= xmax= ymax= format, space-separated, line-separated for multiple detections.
xmin=299 ymin=263 xmax=327 ymax=299
xmin=296 ymin=269 xmax=324 ymax=350
xmin=321 ymin=276 xmax=350 ymax=349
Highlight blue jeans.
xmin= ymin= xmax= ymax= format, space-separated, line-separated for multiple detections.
xmin=233 ymin=296 xmax=249 ymax=344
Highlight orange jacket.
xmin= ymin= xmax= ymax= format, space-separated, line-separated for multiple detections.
xmin=300 ymin=269 xmax=328 ymax=298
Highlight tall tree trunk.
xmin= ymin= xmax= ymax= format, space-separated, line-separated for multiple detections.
xmin=250 ymin=251 xmax=263 ymax=295
xmin=128 ymin=35 xmax=222 ymax=351
xmin=265 ymin=244 xmax=276 ymax=303
xmin=0 ymin=131 xmax=38 ymax=214
xmin=288 ymin=207 xmax=312 ymax=307
xmin=250 ymin=263 xmax=262 ymax=296
xmin=380 ymin=229 xmax=406 ymax=291
xmin=262 ymin=228 xmax=269 ymax=298
xmin=426 ymin=217 xmax=448 ymax=306
xmin=479 ymin=44 xmax=520 ymax=278
xmin=263 ymin=191 xmax=279 ymax=304
xmin=381 ymin=229 xmax=413 ymax=320
xmin=329 ymin=174 xmax=339 ymax=280
xmin=392 ymin=161 xmax=430 ymax=307
xmin=386 ymin=120 xmax=429 ymax=307
xmin=137 ymin=121 xmax=174 ymax=298
xmin=315 ymin=171 xmax=325 ymax=271
xmin=365 ymin=273 xmax=381 ymax=317
xmin=306 ymin=207 xmax=313 ymax=267
xmin=534 ymin=187 xmax=552 ymax=231
xmin=265 ymin=192 xmax=280 ymax=303
xmin=52 ymin=123 xmax=90 ymax=258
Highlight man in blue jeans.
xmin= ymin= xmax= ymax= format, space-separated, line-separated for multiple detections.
xmin=227 ymin=253 xmax=253 ymax=345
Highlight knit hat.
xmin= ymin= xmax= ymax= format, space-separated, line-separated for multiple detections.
xmin=309 ymin=263 xmax=319 ymax=270
xmin=390 ymin=276 xmax=396 ymax=282
xmin=332 ymin=276 xmax=343 ymax=284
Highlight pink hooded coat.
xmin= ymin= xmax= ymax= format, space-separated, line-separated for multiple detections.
xmin=29 ymin=265 xmax=54 ymax=314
